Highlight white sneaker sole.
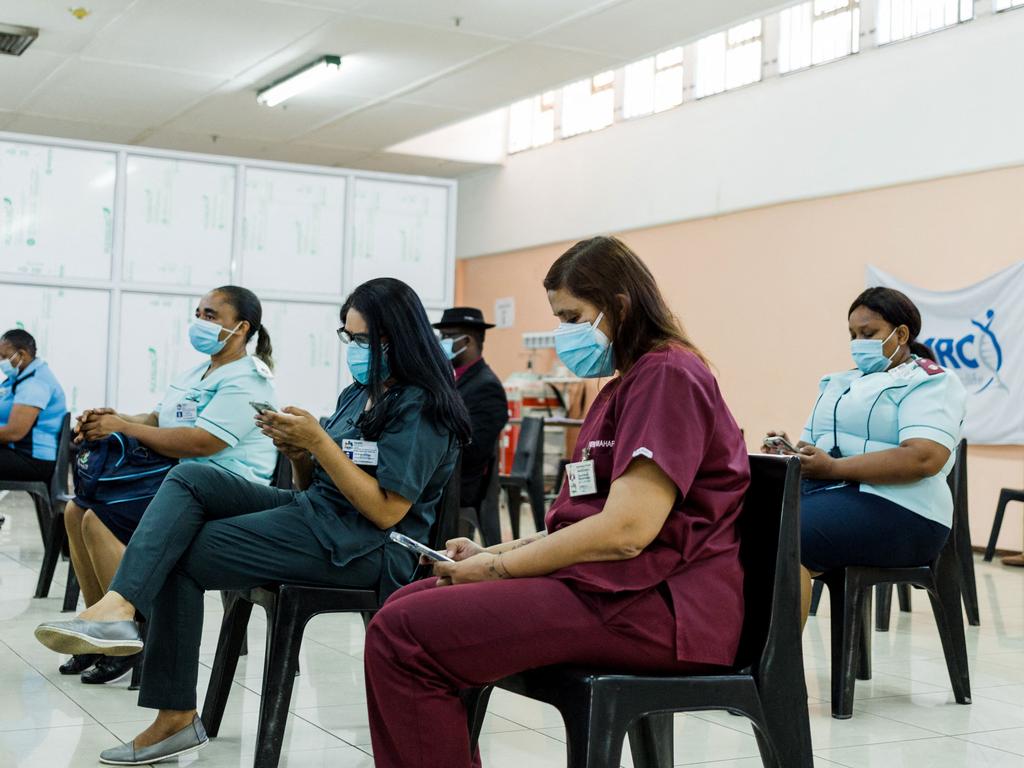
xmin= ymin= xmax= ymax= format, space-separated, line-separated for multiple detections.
xmin=99 ymin=737 xmax=208 ymax=765
xmin=34 ymin=626 xmax=143 ymax=657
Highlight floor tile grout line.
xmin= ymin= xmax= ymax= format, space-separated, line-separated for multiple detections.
xmin=951 ymin=730 xmax=1024 ymax=758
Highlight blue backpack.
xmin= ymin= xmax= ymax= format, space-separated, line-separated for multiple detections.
xmin=72 ymin=433 xmax=177 ymax=506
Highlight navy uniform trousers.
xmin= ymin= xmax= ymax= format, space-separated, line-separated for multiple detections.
xmin=108 ymin=462 xmax=381 ymax=711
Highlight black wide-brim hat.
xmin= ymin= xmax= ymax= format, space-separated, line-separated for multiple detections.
xmin=432 ymin=307 xmax=496 ymax=330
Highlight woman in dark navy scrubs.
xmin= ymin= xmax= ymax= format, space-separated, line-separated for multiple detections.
xmin=363 ymin=236 xmax=751 ymax=768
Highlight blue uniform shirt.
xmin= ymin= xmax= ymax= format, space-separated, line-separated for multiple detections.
xmin=155 ymin=356 xmax=278 ymax=484
xmin=800 ymin=357 xmax=967 ymax=527
xmin=0 ymin=359 xmax=68 ymax=461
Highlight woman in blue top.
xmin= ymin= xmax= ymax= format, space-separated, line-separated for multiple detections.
xmin=61 ymin=286 xmax=278 ymax=684
xmin=0 ymin=329 xmax=68 ymax=481
xmin=763 ymin=287 xmax=967 ymax=625
xmin=34 ymin=278 xmax=469 ymax=767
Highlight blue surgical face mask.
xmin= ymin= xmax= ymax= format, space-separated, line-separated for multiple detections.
xmin=440 ymin=335 xmax=468 ymax=362
xmin=347 ymin=343 xmax=390 ymax=385
xmin=0 ymin=352 xmax=19 ymax=379
xmin=189 ymin=318 xmax=240 ymax=356
xmin=554 ymin=311 xmax=615 ymax=379
xmin=851 ymin=327 xmax=899 ymax=374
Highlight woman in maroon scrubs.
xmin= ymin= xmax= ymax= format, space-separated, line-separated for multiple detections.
xmin=364 ymin=236 xmax=750 ymax=767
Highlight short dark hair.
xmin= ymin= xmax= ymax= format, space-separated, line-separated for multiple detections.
xmin=849 ymin=287 xmax=935 ymax=361
xmin=1 ymin=329 xmax=36 ymax=357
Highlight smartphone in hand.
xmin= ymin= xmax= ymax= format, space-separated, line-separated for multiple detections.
xmin=388 ymin=531 xmax=454 ymax=563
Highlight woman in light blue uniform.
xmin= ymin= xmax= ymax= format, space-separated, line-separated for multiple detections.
xmin=763 ymin=287 xmax=967 ymax=624
xmin=61 ymin=286 xmax=277 ymax=684
xmin=0 ymin=329 xmax=68 ymax=481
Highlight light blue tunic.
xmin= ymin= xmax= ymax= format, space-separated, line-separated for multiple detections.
xmin=0 ymin=359 xmax=67 ymax=461
xmin=800 ymin=357 xmax=967 ymax=527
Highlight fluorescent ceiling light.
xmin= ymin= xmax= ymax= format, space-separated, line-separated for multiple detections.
xmin=257 ymin=55 xmax=342 ymax=107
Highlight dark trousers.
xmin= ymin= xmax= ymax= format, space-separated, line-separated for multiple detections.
xmin=0 ymin=447 xmax=53 ymax=482
xmin=364 ymin=577 xmax=713 ymax=768
xmin=109 ymin=463 xmax=382 ymax=711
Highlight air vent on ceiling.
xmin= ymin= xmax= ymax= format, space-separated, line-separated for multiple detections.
xmin=0 ymin=23 xmax=39 ymax=56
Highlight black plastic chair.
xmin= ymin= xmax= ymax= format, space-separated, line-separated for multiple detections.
xmin=0 ymin=413 xmax=74 ymax=601
xmin=985 ymin=488 xmax=1024 ymax=562
xmin=812 ymin=442 xmax=972 ymax=719
xmin=498 ymin=416 xmax=545 ymax=540
xmin=459 ymin=442 xmax=502 ymax=546
xmin=465 ymin=455 xmax=812 ymax=768
xmin=201 ymin=458 xmax=462 ymax=768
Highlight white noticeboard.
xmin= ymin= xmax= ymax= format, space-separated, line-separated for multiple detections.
xmin=0 ymin=284 xmax=109 ymax=412
xmin=122 ymin=156 xmax=234 ymax=287
xmin=260 ymin=301 xmax=342 ymax=417
xmin=242 ymin=169 xmax=345 ymax=295
xmin=116 ymin=293 xmax=204 ymax=414
xmin=0 ymin=141 xmax=115 ymax=280
xmin=351 ymin=179 xmax=449 ymax=304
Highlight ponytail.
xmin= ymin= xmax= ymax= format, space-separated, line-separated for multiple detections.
xmin=212 ymin=285 xmax=273 ymax=370
xmin=254 ymin=324 xmax=274 ymax=371
xmin=909 ymin=340 xmax=935 ymax=362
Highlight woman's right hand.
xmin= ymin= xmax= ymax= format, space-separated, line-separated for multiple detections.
xmin=417 ymin=537 xmax=484 ymax=566
xmin=761 ymin=430 xmax=792 ymax=454
xmin=73 ymin=408 xmax=118 ymax=443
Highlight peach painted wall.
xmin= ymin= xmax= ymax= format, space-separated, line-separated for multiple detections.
xmin=459 ymin=163 xmax=1024 ymax=553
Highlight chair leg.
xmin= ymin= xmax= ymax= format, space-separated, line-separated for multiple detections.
xmin=984 ymin=491 xmax=1012 ymax=561
xmin=565 ymin=699 xmax=628 ymax=768
xmin=464 ymin=687 xmax=495 ymax=751
xmin=254 ymin=596 xmax=305 ymax=768
xmin=927 ymin=557 xmax=972 ymax=705
xmin=874 ymin=584 xmax=892 ymax=632
xmin=34 ymin=510 xmax=65 ymax=599
xmin=808 ymin=580 xmax=823 ymax=616
xmin=857 ymin=589 xmax=872 ymax=681
xmin=31 ymin=493 xmax=51 ymax=548
xmin=478 ymin=493 xmax=502 ymax=547
xmin=828 ymin=573 xmax=865 ymax=718
xmin=505 ymin=486 xmax=522 ymax=541
xmin=220 ymin=591 xmax=247 ymax=657
xmin=200 ymin=593 xmax=254 ymax=738
xmin=627 ymin=712 xmax=673 ymax=768
xmin=897 ymin=583 xmax=912 ymax=612
xmin=955 ymin=514 xmax=980 ymax=627
xmin=62 ymin=567 xmax=80 ymax=612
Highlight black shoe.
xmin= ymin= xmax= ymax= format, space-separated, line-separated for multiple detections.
xmin=59 ymin=654 xmax=101 ymax=675
xmin=81 ymin=654 xmax=140 ymax=685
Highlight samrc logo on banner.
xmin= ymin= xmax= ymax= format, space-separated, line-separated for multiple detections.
xmin=923 ymin=309 xmax=1006 ymax=394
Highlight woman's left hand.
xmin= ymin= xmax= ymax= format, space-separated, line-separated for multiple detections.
xmin=79 ymin=413 xmax=129 ymax=441
xmin=257 ymin=407 xmax=329 ymax=453
xmin=433 ymin=553 xmax=509 ymax=588
xmin=797 ymin=446 xmax=837 ymax=480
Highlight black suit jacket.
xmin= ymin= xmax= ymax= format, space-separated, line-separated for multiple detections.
xmin=455 ymin=358 xmax=509 ymax=508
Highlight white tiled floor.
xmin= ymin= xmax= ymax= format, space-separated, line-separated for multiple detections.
xmin=1 ymin=491 xmax=1023 ymax=767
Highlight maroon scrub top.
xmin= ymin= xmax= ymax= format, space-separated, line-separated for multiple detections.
xmin=545 ymin=345 xmax=750 ymax=666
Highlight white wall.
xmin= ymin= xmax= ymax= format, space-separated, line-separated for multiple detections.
xmin=456 ymin=9 xmax=1024 ymax=259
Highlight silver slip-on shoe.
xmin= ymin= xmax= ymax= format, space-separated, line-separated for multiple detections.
xmin=34 ymin=619 xmax=143 ymax=657
xmin=100 ymin=715 xmax=208 ymax=766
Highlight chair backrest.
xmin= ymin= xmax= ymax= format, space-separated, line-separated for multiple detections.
xmin=942 ymin=438 xmax=968 ymax=556
xmin=271 ymin=453 xmax=293 ymax=490
xmin=510 ymin=416 xmax=544 ymax=479
xmin=733 ymin=454 xmax=804 ymax=676
xmin=48 ymin=412 xmax=73 ymax=500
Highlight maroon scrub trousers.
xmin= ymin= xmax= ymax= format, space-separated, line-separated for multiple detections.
xmin=365 ymin=346 xmax=751 ymax=768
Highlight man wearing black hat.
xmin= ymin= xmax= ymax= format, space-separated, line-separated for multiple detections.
xmin=433 ymin=307 xmax=509 ymax=512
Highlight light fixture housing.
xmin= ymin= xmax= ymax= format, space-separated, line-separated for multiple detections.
xmin=257 ymin=55 xmax=342 ymax=107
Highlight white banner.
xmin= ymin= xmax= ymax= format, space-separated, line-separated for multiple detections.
xmin=866 ymin=263 xmax=1024 ymax=445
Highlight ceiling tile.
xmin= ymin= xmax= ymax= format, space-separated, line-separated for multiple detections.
xmin=163 ymin=88 xmax=372 ymax=142
xmin=405 ymin=43 xmax=621 ymax=111
xmin=0 ymin=49 xmax=68 ymax=111
xmin=3 ymin=113 xmax=144 ymax=144
xmin=303 ymin=100 xmax=474 ymax=150
xmin=21 ymin=60 xmax=223 ymax=127
xmin=349 ymin=0 xmax=614 ymax=40
xmin=0 ymin=0 xmax=135 ymax=55
xmin=260 ymin=143 xmax=373 ymax=167
xmin=80 ymin=0 xmax=334 ymax=77
xmin=534 ymin=0 xmax=783 ymax=59
xmin=353 ymin=151 xmax=492 ymax=178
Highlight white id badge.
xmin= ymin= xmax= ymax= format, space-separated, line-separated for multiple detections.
xmin=175 ymin=402 xmax=198 ymax=422
xmin=565 ymin=458 xmax=598 ymax=497
xmin=342 ymin=438 xmax=379 ymax=466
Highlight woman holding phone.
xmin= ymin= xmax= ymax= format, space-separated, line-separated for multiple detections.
xmin=362 ymin=236 xmax=751 ymax=768
xmin=762 ymin=287 xmax=966 ymax=625
xmin=59 ymin=285 xmax=277 ymax=684
xmin=34 ymin=278 xmax=469 ymax=766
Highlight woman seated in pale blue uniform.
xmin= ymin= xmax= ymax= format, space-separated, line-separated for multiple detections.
xmin=61 ymin=285 xmax=278 ymax=683
xmin=763 ymin=287 xmax=967 ymax=625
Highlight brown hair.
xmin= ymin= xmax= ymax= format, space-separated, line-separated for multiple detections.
xmin=543 ymin=236 xmax=707 ymax=371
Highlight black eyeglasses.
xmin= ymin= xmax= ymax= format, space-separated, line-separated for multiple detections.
xmin=337 ymin=327 xmax=371 ymax=347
